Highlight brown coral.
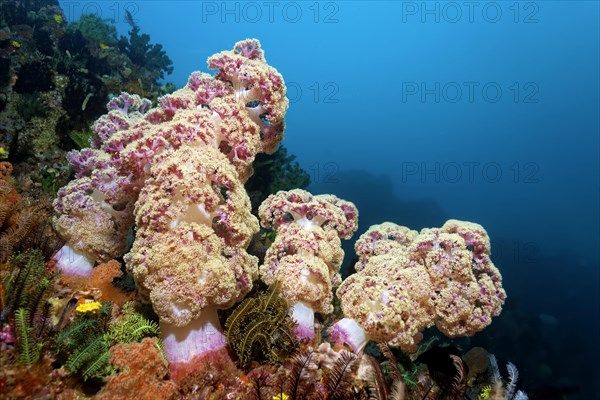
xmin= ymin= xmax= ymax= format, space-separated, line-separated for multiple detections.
xmin=0 ymin=162 xmax=59 ymax=263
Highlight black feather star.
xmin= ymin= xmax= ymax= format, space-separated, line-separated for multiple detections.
xmin=323 ymin=350 xmax=359 ymax=400
xmin=285 ymin=350 xmax=317 ymax=400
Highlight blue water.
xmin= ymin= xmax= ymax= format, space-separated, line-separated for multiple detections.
xmin=62 ymin=1 xmax=600 ymax=397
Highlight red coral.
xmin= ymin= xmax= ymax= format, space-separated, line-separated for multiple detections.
xmin=96 ymin=338 xmax=177 ymax=400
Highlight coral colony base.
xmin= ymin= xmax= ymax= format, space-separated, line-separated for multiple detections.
xmin=0 ymin=39 xmax=528 ymax=399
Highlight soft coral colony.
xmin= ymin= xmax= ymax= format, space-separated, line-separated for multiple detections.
xmin=39 ymin=39 xmax=519 ymax=397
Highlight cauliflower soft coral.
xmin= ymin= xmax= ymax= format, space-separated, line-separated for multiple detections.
xmin=125 ymin=146 xmax=259 ymax=362
xmin=53 ymin=39 xmax=287 ymax=277
xmin=354 ymin=222 xmax=418 ymax=271
xmin=53 ymin=40 xmax=287 ymax=366
xmin=208 ymin=38 xmax=288 ymax=153
xmin=419 ymin=220 xmax=506 ymax=337
xmin=331 ymin=220 xmax=506 ymax=353
xmin=52 ymin=166 xmax=137 ymax=276
xmin=258 ymin=189 xmax=358 ymax=339
xmin=132 ymin=145 xmax=259 ymax=248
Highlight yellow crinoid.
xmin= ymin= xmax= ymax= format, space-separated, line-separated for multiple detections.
xmin=479 ymin=385 xmax=492 ymax=400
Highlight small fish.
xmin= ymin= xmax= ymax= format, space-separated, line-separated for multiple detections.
xmin=125 ymin=10 xmax=137 ymax=28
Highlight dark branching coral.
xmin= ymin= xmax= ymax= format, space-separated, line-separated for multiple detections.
xmin=1 ymin=2 xmax=173 ymax=161
xmin=13 ymin=62 xmax=54 ymax=94
xmin=225 ymin=283 xmax=298 ymax=368
xmin=55 ymin=28 xmax=108 ymax=126
xmin=119 ymin=12 xmax=173 ymax=85
xmin=0 ymin=0 xmax=61 ymax=29
xmin=246 ymin=145 xmax=310 ymax=214
xmin=0 ymin=1 xmax=67 ymax=160
xmin=51 ymin=11 xmax=174 ymax=146
xmin=68 ymin=14 xmax=117 ymax=46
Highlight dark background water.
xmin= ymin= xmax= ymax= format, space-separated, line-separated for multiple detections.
xmin=62 ymin=1 xmax=600 ymax=397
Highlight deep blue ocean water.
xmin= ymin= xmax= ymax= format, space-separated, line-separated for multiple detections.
xmin=61 ymin=1 xmax=600 ymax=397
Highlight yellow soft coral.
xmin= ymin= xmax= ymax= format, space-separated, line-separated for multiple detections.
xmin=76 ymin=301 xmax=102 ymax=313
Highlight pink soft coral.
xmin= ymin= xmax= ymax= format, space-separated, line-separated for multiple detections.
xmin=258 ymin=189 xmax=358 ymax=339
xmin=53 ymin=40 xmax=288 ymax=368
xmin=331 ymin=220 xmax=506 ymax=353
xmin=53 ymin=39 xmax=288 ymax=278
